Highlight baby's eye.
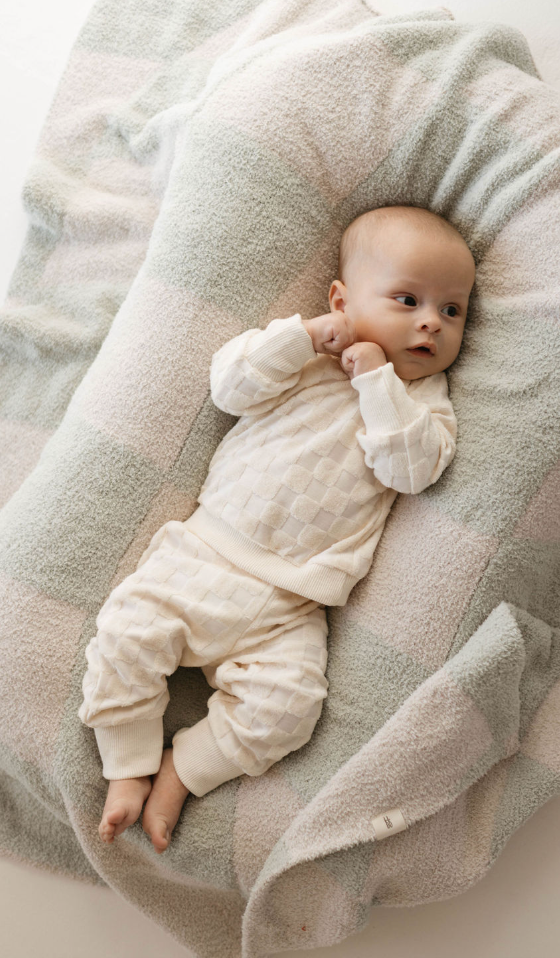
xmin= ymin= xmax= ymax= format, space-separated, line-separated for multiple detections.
xmin=395 ymin=296 xmax=460 ymax=318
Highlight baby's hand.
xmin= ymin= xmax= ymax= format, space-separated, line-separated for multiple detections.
xmin=340 ymin=341 xmax=387 ymax=380
xmin=302 ymin=310 xmax=356 ymax=355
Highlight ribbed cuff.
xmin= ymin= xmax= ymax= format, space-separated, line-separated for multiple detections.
xmin=246 ymin=314 xmax=317 ymax=381
xmin=94 ymin=716 xmax=164 ymax=779
xmin=351 ymin=362 xmax=421 ymax=433
xmin=172 ymin=716 xmax=246 ymax=797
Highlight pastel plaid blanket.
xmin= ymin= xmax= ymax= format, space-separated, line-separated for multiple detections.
xmin=1 ymin=2 xmax=559 ymax=956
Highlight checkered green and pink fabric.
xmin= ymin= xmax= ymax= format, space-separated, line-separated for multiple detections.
xmin=0 ymin=2 xmax=559 ymax=956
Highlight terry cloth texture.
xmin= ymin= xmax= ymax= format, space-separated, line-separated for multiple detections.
xmin=79 ymin=519 xmax=328 ymax=796
xmin=0 ymin=2 xmax=560 ymax=957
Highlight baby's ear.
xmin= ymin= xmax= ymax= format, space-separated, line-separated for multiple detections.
xmin=329 ymin=280 xmax=346 ymax=313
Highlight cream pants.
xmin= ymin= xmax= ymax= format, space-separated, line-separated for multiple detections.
xmin=80 ymin=519 xmax=329 ymax=779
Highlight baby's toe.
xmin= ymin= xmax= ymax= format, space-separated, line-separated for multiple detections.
xmin=100 ymin=802 xmax=134 ymax=842
xmin=145 ymin=814 xmax=170 ymax=853
xmin=99 ymin=818 xmax=116 ymax=843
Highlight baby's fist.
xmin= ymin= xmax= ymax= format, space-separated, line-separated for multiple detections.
xmin=302 ymin=311 xmax=356 ymax=355
xmin=340 ymin=341 xmax=387 ymax=379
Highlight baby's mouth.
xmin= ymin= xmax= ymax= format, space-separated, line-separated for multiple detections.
xmin=407 ymin=347 xmax=432 ymax=357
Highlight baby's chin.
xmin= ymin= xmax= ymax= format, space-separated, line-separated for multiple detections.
xmin=393 ymin=356 xmax=448 ymax=380
xmin=394 ymin=363 xmax=442 ymax=381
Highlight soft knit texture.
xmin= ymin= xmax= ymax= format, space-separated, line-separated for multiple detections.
xmin=78 ymin=312 xmax=454 ymax=792
xmin=80 ymin=519 xmax=329 ymax=795
xmin=1 ymin=3 xmax=560 ymax=958
xmin=193 ymin=312 xmax=456 ymax=605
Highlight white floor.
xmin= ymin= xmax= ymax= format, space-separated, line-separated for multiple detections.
xmin=2 ymin=1 xmax=560 ymax=955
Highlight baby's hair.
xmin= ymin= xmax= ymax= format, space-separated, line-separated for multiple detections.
xmin=338 ymin=205 xmax=472 ymax=285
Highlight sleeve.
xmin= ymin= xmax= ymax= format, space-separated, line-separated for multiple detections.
xmin=210 ymin=313 xmax=317 ymax=417
xmin=350 ymin=362 xmax=457 ymax=494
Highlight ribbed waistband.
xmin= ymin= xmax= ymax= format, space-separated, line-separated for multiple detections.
xmin=183 ymin=505 xmax=355 ymax=606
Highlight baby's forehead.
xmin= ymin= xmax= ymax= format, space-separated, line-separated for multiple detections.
xmin=358 ymin=240 xmax=474 ymax=288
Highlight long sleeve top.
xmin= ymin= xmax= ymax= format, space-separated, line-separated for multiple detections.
xmin=186 ymin=312 xmax=457 ymax=606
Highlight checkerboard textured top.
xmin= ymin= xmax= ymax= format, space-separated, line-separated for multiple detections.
xmin=187 ymin=312 xmax=457 ymax=606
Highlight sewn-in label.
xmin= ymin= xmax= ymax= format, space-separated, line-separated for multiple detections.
xmin=371 ymin=808 xmax=407 ymax=840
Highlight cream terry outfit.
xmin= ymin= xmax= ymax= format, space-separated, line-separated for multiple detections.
xmin=78 ymin=313 xmax=457 ymax=797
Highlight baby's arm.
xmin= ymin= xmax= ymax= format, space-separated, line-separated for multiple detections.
xmin=209 ymin=314 xmax=316 ymax=417
xmin=351 ymin=366 xmax=457 ymax=494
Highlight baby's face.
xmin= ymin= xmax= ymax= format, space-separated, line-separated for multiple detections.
xmin=329 ymin=227 xmax=475 ymax=380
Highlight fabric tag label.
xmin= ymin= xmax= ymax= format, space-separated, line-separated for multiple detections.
xmin=371 ymin=808 xmax=407 ymax=840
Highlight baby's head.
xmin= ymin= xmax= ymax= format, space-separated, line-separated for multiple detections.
xmin=329 ymin=206 xmax=476 ymax=380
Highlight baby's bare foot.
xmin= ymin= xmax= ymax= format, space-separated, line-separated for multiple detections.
xmin=142 ymin=747 xmax=190 ymax=854
xmin=99 ymin=775 xmax=153 ymax=845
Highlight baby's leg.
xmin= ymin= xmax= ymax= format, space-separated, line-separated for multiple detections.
xmin=166 ymin=599 xmax=329 ymax=806
xmin=79 ymin=520 xmax=202 ymax=844
xmin=201 ymin=602 xmax=329 ymax=780
xmin=99 ymin=775 xmax=153 ymax=844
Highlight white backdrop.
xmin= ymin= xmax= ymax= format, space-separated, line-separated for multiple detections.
xmin=1 ymin=3 xmax=559 ymax=956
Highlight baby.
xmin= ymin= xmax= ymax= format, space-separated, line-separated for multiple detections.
xmin=78 ymin=205 xmax=475 ymax=854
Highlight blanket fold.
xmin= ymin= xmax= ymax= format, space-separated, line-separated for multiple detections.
xmin=1 ymin=2 xmax=559 ymax=957
xmin=242 ymin=601 xmax=560 ymax=953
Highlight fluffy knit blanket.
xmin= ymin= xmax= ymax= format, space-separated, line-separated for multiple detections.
xmin=1 ymin=2 xmax=559 ymax=956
